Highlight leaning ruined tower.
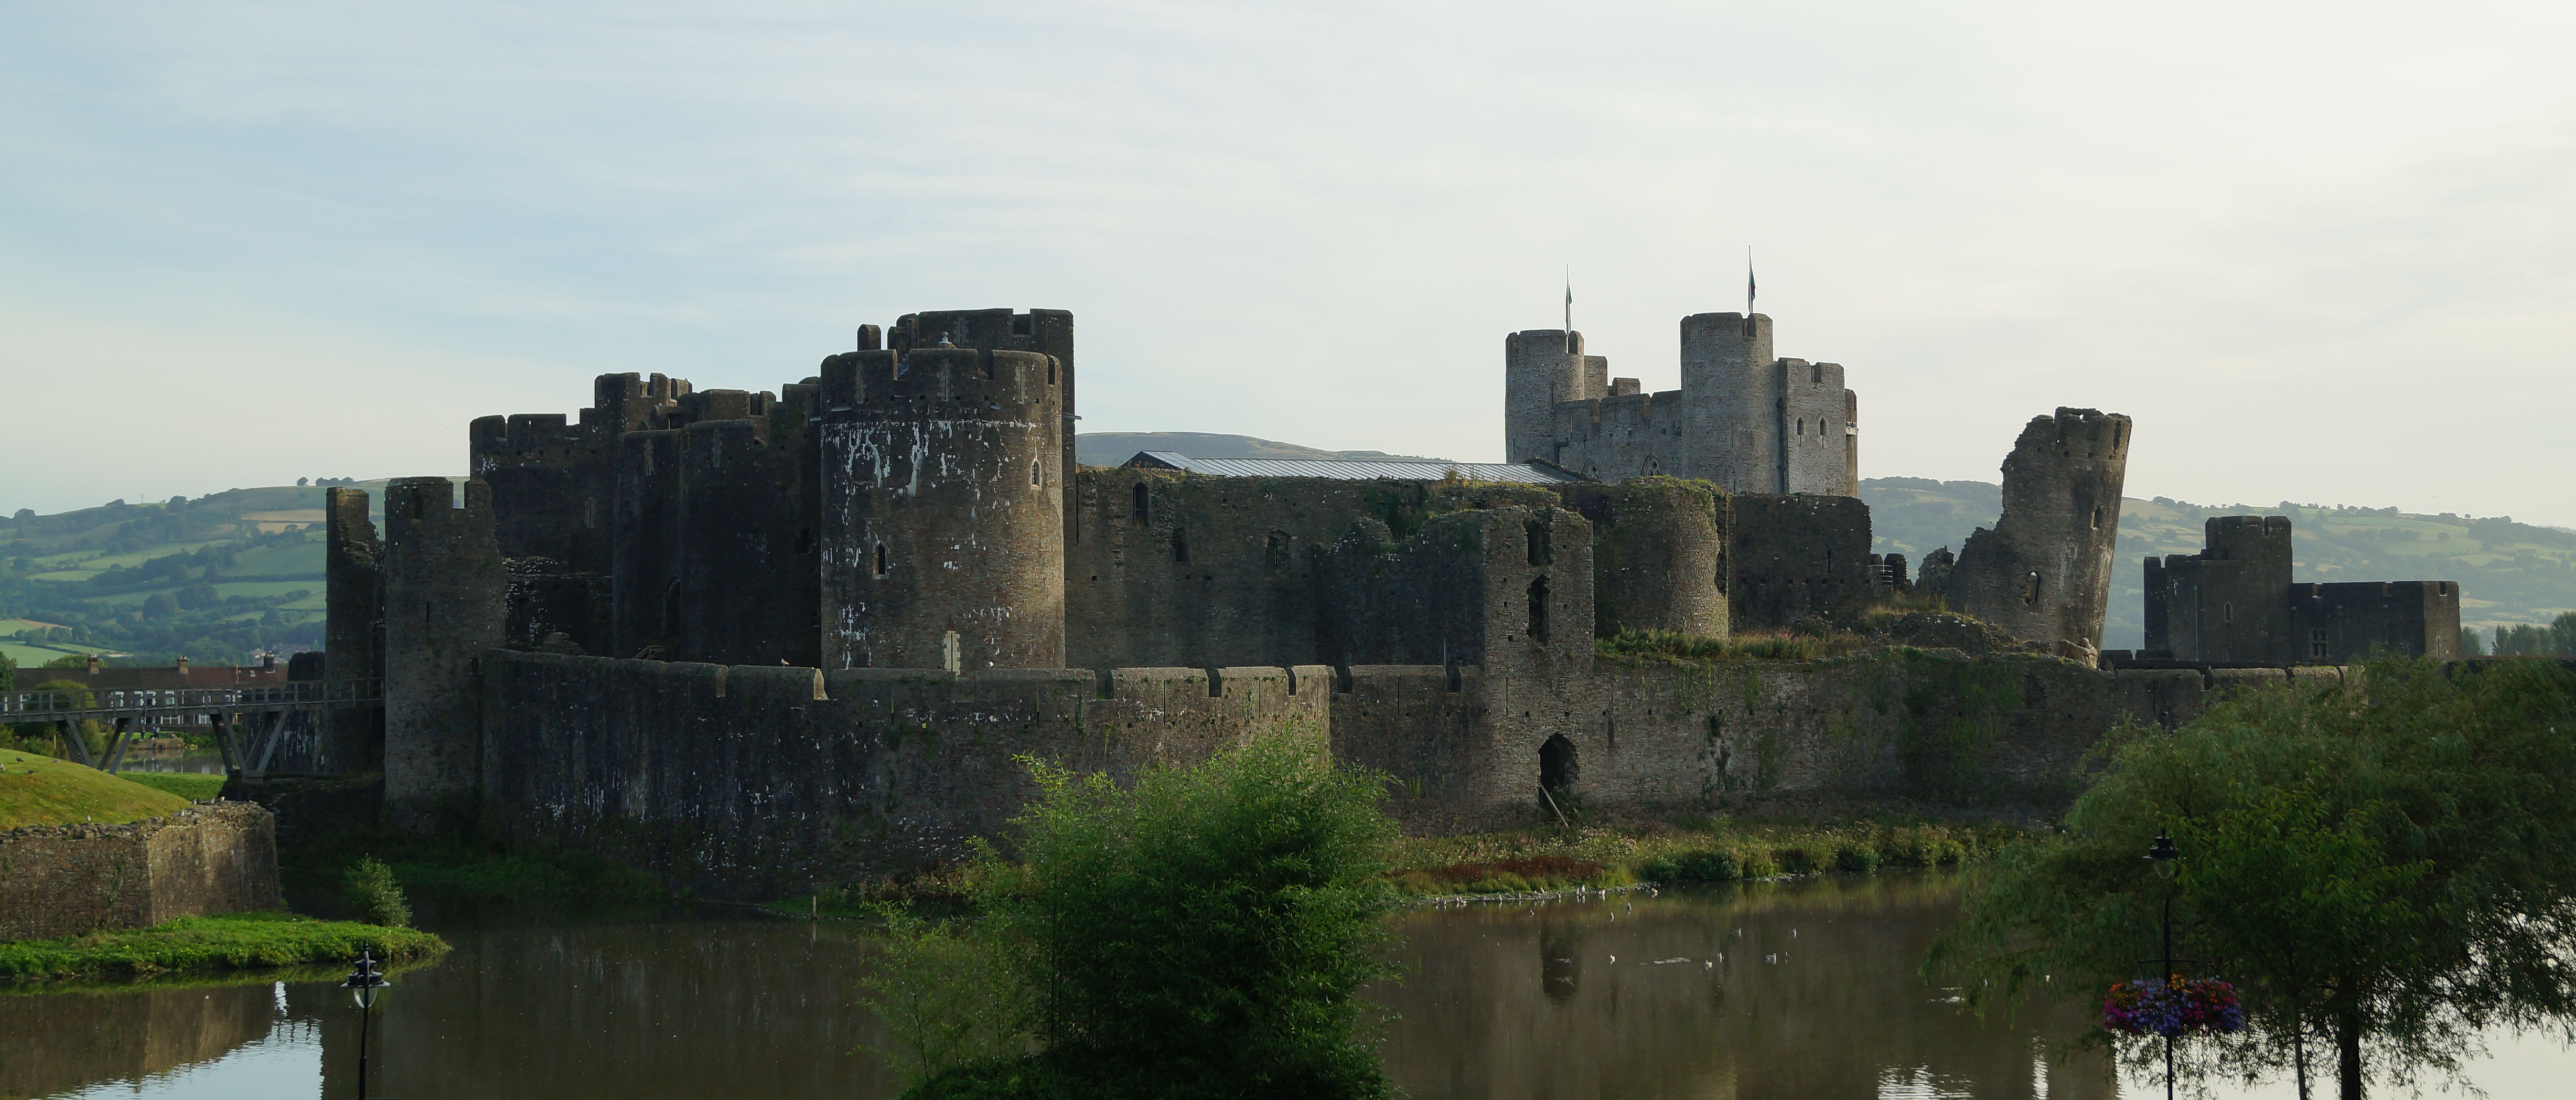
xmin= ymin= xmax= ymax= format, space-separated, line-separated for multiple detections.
xmin=817 ymin=344 xmax=1067 ymax=670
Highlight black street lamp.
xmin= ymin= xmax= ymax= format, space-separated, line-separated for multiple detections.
xmin=2145 ymin=831 xmax=2182 ymax=1100
xmin=341 ymin=948 xmax=392 ymax=1099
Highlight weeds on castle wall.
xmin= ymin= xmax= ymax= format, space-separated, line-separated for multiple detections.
xmin=1596 ymin=628 xmax=1828 ymax=664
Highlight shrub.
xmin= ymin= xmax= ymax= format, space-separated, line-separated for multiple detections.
xmin=1737 ymin=848 xmax=1782 ymax=879
xmin=1775 ymin=846 xmax=1819 ymax=875
xmin=1642 ymin=848 xmax=1742 ymax=883
xmin=858 ymin=905 xmax=1033 ymax=1090
xmin=1832 ymin=841 xmax=1882 ymax=873
xmin=344 ymin=857 xmax=412 ymax=928
xmin=915 ymin=732 xmax=1401 ymax=1099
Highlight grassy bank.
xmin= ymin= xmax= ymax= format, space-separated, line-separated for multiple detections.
xmin=117 ymin=772 xmax=227 ymax=802
xmin=1385 ymin=816 xmax=2030 ymax=896
xmin=0 ymin=752 xmax=189 ymax=828
xmin=0 ymin=911 xmax=446 ymax=983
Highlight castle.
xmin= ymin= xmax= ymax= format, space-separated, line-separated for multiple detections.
xmin=1504 ymin=315 xmax=1856 ymax=494
xmin=286 ymin=304 xmax=2446 ymax=897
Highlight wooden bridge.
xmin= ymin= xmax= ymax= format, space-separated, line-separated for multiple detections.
xmin=2 ymin=680 xmax=381 ymax=779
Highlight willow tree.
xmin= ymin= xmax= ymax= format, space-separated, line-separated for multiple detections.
xmin=1933 ymin=657 xmax=2576 ymax=1099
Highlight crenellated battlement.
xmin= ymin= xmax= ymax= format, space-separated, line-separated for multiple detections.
xmin=817 ymin=347 xmax=1060 ymax=413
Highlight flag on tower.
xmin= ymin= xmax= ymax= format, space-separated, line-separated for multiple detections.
xmin=1564 ymin=271 xmax=1573 ymax=333
xmin=1746 ymin=249 xmax=1757 ymax=315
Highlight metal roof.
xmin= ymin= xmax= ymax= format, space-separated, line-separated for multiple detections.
xmin=1122 ymin=452 xmax=1587 ymax=484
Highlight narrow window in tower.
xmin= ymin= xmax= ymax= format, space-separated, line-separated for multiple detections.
xmin=2224 ymin=602 xmax=2234 ymax=624
xmin=1173 ymin=529 xmax=1189 ymax=564
xmin=1527 ymin=576 xmax=1551 ymax=645
xmin=1131 ymin=483 xmax=1150 ymax=522
xmin=875 ymin=543 xmax=889 ymax=578
xmin=2024 ymin=571 xmax=2044 ymax=605
xmin=2091 ymin=506 xmax=2104 ymax=530
xmin=1526 ymin=518 xmax=1553 ymax=566
xmin=1047 ymin=359 xmax=1057 ymax=385
xmin=2310 ymin=628 xmax=2328 ymax=659
xmin=1032 ymin=461 xmax=1042 ymax=486
xmin=1796 ymin=419 xmax=1805 ymax=436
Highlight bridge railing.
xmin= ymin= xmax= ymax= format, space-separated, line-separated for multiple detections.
xmin=0 ymin=679 xmax=384 ymax=721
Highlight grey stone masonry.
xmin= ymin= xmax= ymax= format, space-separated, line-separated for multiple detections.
xmin=1517 ymin=313 xmax=1856 ymax=496
xmin=1949 ymin=409 xmax=2132 ymax=661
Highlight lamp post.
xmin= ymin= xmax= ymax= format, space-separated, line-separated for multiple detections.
xmin=2146 ymin=831 xmax=2181 ymax=1100
xmin=341 ymin=948 xmax=391 ymax=1099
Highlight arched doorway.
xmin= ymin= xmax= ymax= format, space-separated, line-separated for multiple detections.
xmin=1539 ymin=734 xmax=1577 ymax=813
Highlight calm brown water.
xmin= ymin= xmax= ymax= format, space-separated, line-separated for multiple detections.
xmin=12 ymin=875 xmax=2571 ymax=1098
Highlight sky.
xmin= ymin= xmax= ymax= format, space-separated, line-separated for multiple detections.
xmin=4 ymin=1 xmax=2573 ymax=525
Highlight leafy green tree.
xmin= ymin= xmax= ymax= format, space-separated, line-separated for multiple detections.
xmin=898 ymin=731 xmax=1401 ymax=1099
xmin=0 ymin=650 xmax=13 ymax=693
xmin=176 ymin=581 xmax=219 ymax=610
xmin=2457 ymin=626 xmax=2484 ymax=656
xmin=1935 ymin=658 xmax=2576 ymax=1099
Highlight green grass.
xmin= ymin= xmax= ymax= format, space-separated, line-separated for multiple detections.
xmin=1384 ymin=817 xmax=2030 ymax=896
xmin=0 ymin=911 xmax=447 ymax=982
xmin=119 ymin=772 xmax=227 ymax=801
xmin=0 ymin=751 xmax=188 ymax=828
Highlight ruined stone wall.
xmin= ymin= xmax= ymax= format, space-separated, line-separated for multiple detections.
xmin=382 ymin=477 xmax=507 ymax=831
xmin=0 ymin=803 xmax=280 ymax=940
xmin=1561 ymin=477 xmax=1729 ymax=638
xmin=1348 ymin=655 xmax=2241 ymax=832
xmin=1728 ymin=494 xmax=1873 ymax=630
xmin=476 ymin=652 xmax=1330 ymax=897
xmin=1064 ymin=472 xmax=1566 ymax=669
xmin=322 ymin=487 xmax=383 ymax=774
xmin=2291 ymin=581 xmax=2463 ymax=662
xmin=1317 ymin=506 xmax=1595 ymax=675
xmin=1949 ymin=409 xmax=2132 ymax=660
xmin=818 ymin=347 xmax=1065 ymax=671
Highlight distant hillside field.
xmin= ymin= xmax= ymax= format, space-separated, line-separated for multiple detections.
xmin=1 ymin=483 xmax=391 ymax=667
xmin=1862 ymin=477 xmax=2576 ymax=650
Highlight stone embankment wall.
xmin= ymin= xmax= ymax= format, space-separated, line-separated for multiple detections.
xmin=477 ymin=652 xmax=1332 ymax=898
xmin=0 ymin=803 xmax=281 ymax=940
xmin=477 ymin=648 xmax=2309 ymax=896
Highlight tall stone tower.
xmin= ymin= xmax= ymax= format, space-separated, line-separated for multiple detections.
xmin=1678 ymin=312 xmax=1776 ymax=492
xmin=1949 ymin=408 xmax=2133 ymax=660
xmin=380 ymin=477 xmax=505 ymax=832
xmin=818 ymin=346 xmax=1066 ymax=670
xmin=1503 ymin=329 xmax=1604 ymax=465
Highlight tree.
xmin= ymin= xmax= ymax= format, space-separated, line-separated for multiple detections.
xmin=0 ymin=650 xmax=13 ymax=693
xmin=883 ymin=731 xmax=1402 ymax=1099
xmin=2458 ymin=626 xmax=2484 ymax=656
xmin=1934 ymin=657 xmax=2576 ymax=1099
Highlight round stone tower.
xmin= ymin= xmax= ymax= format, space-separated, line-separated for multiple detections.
xmin=1503 ymin=329 xmax=1591 ymax=465
xmin=817 ymin=346 xmax=1065 ymax=670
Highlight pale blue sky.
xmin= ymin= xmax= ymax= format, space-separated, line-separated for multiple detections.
xmin=6 ymin=1 xmax=2573 ymax=524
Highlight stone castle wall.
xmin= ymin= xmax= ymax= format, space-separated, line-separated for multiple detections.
xmin=0 ymin=803 xmax=280 ymax=941
xmin=476 ymin=652 xmax=1332 ymax=898
xmin=472 ymin=647 xmax=2262 ymax=896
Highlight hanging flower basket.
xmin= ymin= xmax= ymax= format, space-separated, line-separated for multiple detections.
xmin=2102 ymin=977 xmax=2246 ymax=1037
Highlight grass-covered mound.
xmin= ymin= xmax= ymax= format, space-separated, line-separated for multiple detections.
xmin=118 ymin=772 xmax=227 ymax=802
xmin=0 ymin=752 xmax=188 ymax=829
xmin=0 ymin=911 xmax=447 ymax=982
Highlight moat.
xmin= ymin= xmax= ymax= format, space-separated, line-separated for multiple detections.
xmin=13 ymin=874 xmax=2570 ymax=1099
